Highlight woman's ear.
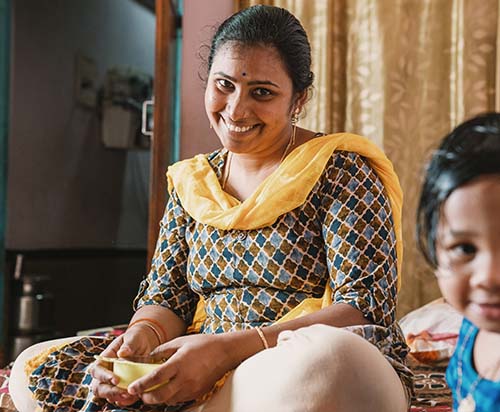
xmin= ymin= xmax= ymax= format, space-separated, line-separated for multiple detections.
xmin=292 ymin=90 xmax=308 ymax=115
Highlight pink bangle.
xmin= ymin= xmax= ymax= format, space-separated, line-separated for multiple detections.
xmin=128 ymin=318 xmax=167 ymax=344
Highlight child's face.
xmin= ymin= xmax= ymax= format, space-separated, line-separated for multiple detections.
xmin=436 ymin=175 xmax=500 ymax=333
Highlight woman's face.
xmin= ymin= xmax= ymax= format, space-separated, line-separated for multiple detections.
xmin=435 ymin=175 xmax=500 ymax=333
xmin=205 ymin=42 xmax=299 ymax=156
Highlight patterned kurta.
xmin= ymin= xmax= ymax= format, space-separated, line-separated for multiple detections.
xmin=135 ymin=148 xmax=412 ymax=397
xmin=28 ymin=148 xmax=413 ymax=411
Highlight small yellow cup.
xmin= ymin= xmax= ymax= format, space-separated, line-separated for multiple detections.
xmin=96 ymin=355 xmax=167 ymax=391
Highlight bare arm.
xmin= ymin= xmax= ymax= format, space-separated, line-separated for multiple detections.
xmin=221 ymin=303 xmax=370 ymax=369
xmin=129 ymin=304 xmax=187 ymax=343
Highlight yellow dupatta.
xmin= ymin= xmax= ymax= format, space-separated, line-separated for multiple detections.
xmin=167 ymin=133 xmax=403 ymax=332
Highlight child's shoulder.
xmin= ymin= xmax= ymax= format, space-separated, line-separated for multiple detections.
xmin=454 ymin=318 xmax=479 ymax=358
xmin=458 ymin=318 xmax=478 ymax=342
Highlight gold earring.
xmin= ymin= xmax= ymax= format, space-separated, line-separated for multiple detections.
xmin=209 ymin=123 xmax=213 ymax=129
xmin=291 ymin=109 xmax=300 ymax=125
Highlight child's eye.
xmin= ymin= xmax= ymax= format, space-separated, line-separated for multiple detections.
xmin=449 ymin=243 xmax=477 ymax=259
xmin=437 ymin=242 xmax=477 ymax=275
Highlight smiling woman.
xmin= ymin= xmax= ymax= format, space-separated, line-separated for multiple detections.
xmin=205 ymin=43 xmax=308 ymax=200
xmin=11 ymin=5 xmax=411 ymax=412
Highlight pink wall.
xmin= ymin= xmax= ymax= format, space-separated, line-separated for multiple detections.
xmin=180 ymin=0 xmax=235 ymax=159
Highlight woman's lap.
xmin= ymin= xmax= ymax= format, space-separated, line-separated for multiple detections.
xmin=10 ymin=336 xmax=81 ymax=412
xmin=10 ymin=326 xmax=408 ymax=412
xmin=191 ymin=324 xmax=408 ymax=412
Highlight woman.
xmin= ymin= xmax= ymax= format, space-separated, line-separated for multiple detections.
xmin=11 ymin=5 xmax=412 ymax=412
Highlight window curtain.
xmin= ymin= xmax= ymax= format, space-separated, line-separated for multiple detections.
xmin=239 ymin=0 xmax=499 ymax=316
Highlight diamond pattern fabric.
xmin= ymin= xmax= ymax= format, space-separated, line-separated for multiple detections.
xmin=134 ymin=148 xmax=412 ymax=395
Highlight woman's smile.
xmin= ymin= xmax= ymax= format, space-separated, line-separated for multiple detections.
xmin=221 ymin=116 xmax=260 ymax=134
xmin=205 ymin=42 xmax=298 ymax=157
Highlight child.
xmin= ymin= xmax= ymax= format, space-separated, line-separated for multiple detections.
xmin=416 ymin=112 xmax=500 ymax=412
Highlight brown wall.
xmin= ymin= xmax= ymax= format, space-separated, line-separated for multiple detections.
xmin=180 ymin=0 xmax=235 ymax=159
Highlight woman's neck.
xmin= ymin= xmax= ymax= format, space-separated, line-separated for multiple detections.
xmin=222 ymin=127 xmax=316 ymax=201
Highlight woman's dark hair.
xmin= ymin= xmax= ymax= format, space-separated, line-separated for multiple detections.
xmin=207 ymin=5 xmax=314 ymax=94
xmin=416 ymin=112 xmax=500 ymax=267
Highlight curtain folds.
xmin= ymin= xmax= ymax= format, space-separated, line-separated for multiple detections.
xmin=239 ymin=0 xmax=499 ymax=316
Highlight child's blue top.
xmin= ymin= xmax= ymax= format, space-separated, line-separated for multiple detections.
xmin=446 ymin=318 xmax=500 ymax=411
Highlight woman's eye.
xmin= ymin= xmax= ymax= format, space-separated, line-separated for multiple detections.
xmin=216 ymin=79 xmax=233 ymax=90
xmin=253 ymin=88 xmax=272 ymax=97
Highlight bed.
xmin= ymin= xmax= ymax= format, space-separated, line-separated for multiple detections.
xmin=1 ymin=300 xmax=457 ymax=411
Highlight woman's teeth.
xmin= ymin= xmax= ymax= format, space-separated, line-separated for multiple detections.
xmin=226 ymin=123 xmax=255 ymax=133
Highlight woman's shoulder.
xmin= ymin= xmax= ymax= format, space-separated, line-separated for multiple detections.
xmin=322 ymin=148 xmax=377 ymax=183
xmin=170 ymin=148 xmax=226 ymax=175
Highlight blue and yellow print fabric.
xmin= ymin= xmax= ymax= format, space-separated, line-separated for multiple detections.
xmin=135 ymin=149 xmax=412 ymax=395
xmin=28 ymin=147 xmax=413 ymax=410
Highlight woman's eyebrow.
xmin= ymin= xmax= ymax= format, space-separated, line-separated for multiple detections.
xmin=247 ymin=79 xmax=280 ymax=88
xmin=213 ymin=71 xmax=279 ymax=88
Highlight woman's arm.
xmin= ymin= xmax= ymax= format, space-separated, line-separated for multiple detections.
xmin=218 ymin=302 xmax=370 ymax=367
xmin=127 ymin=304 xmax=187 ymax=345
xmin=127 ymin=303 xmax=368 ymax=405
xmin=91 ymin=190 xmax=196 ymax=406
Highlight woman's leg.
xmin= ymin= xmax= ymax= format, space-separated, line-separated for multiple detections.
xmin=189 ymin=324 xmax=408 ymax=412
xmin=9 ymin=336 xmax=79 ymax=412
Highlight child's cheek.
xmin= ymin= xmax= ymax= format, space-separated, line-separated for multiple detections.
xmin=437 ymin=276 xmax=468 ymax=314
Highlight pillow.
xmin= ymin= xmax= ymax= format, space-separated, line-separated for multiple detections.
xmin=400 ymin=298 xmax=463 ymax=363
xmin=402 ymin=299 xmax=459 ymax=411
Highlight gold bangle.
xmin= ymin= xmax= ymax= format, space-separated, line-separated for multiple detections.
xmin=135 ymin=322 xmax=162 ymax=346
xmin=128 ymin=318 xmax=167 ymax=344
xmin=255 ymin=326 xmax=269 ymax=350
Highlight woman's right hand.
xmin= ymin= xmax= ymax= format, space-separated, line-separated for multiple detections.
xmin=89 ymin=324 xmax=159 ymax=406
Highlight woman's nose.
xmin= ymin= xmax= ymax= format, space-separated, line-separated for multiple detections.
xmin=226 ymin=92 xmax=249 ymax=120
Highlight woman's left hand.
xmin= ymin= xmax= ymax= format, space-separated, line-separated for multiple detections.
xmin=127 ymin=333 xmax=238 ymax=405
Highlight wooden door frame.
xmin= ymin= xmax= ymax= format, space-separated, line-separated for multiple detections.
xmin=147 ymin=0 xmax=177 ymax=266
xmin=0 ymin=0 xmax=10 ymax=364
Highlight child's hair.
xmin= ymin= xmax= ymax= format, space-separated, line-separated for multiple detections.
xmin=416 ymin=112 xmax=500 ymax=268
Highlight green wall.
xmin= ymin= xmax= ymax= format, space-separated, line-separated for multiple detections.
xmin=0 ymin=0 xmax=10 ymax=362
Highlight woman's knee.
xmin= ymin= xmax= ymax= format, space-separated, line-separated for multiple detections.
xmin=227 ymin=324 xmax=406 ymax=412
xmin=276 ymin=324 xmax=374 ymax=374
xmin=9 ymin=337 xmax=79 ymax=412
xmin=280 ymin=324 xmax=407 ymax=410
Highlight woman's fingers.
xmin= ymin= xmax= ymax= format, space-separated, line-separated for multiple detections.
xmin=92 ymin=381 xmax=137 ymax=405
xmin=90 ymin=362 xmax=138 ymax=405
xmin=138 ymin=378 xmax=182 ymax=405
xmin=127 ymin=361 xmax=178 ymax=399
xmin=100 ymin=335 xmax=124 ymax=358
xmin=149 ymin=341 xmax=179 ymax=359
xmin=90 ymin=361 xmax=119 ymax=386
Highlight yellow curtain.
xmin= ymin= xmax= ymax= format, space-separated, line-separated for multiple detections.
xmin=239 ymin=0 xmax=499 ymax=316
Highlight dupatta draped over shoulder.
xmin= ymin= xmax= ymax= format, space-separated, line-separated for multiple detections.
xmin=166 ymin=133 xmax=404 ymax=332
